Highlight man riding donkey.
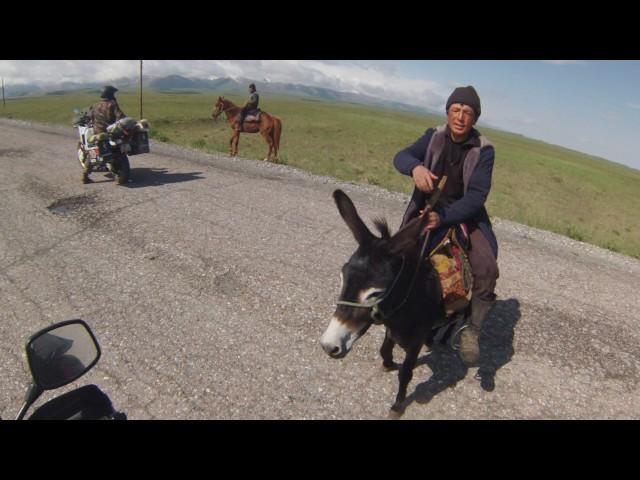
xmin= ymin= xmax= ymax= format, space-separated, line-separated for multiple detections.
xmin=235 ymin=83 xmax=260 ymax=132
xmin=393 ymin=85 xmax=499 ymax=366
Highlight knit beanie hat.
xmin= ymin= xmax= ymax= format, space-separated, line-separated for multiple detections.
xmin=446 ymin=86 xmax=481 ymax=120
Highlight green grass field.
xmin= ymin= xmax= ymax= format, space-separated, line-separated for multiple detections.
xmin=3 ymin=90 xmax=640 ymax=259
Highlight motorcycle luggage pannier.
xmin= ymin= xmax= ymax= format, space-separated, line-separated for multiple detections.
xmin=130 ymin=130 xmax=150 ymax=155
xmin=107 ymin=117 xmax=138 ymax=139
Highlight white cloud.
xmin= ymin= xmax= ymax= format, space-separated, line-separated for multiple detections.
xmin=0 ymin=60 xmax=140 ymax=85
xmin=628 ymin=103 xmax=640 ymax=110
xmin=0 ymin=60 xmax=448 ymax=111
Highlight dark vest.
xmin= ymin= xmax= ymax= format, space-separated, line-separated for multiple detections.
xmin=247 ymin=92 xmax=259 ymax=110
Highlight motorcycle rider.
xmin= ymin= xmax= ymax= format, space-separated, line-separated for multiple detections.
xmin=83 ymin=86 xmax=126 ymax=184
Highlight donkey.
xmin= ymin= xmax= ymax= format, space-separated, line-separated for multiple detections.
xmin=320 ymin=189 xmax=450 ymax=416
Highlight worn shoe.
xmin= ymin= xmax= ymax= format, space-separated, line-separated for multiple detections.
xmin=459 ymin=325 xmax=480 ymax=365
xmin=458 ymin=297 xmax=495 ymax=366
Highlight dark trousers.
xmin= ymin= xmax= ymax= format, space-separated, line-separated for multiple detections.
xmin=467 ymin=227 xmax=499 ymax=302
xmin=237 ymin=108 xmax=248 ymax=127
xmin=237 ymin=107 xmax=254 ymax=128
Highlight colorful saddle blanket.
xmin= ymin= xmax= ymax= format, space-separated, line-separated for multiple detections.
xmin=427 ymin=225 xmax=473 ymax=316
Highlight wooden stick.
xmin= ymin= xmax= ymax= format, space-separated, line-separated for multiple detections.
xmin=419 ymin=175 xmax=448 ymax=218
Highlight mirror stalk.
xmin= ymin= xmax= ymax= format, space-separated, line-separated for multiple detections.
xmin=15 ymin=383 xmax=44 ymax=420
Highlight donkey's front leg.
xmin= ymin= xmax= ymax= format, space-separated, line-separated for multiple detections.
xmin=389 ymin=344 xmax=421 ymax=417
xmin=380 ymin=329 xmax=397 ymax=371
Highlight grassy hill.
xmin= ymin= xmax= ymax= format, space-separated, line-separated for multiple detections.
xmin=2 ymin=90 xmax=639 ymax=259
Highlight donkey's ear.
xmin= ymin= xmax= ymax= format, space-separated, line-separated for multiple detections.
xmin=387 ymin=214 xmax=429 ymax=255
xmin=333 ymin=190 xmax=375 ymax=246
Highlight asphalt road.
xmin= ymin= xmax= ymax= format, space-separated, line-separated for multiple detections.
xmin=1 ymin=118 xmax=639 ymax=420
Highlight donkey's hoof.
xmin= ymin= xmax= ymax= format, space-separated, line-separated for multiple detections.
xmin=382 ymin=362 xmax=399 ymax=372
xmin=476 ymin=370 xmax=495 ymax=392
xmin=388 ymin=406 xmax=404 ymax=420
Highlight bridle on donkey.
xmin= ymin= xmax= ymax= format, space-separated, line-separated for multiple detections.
xmin=336 ymin=176 xmax=448 ymax=325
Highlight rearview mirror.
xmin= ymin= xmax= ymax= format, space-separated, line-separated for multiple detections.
xmin=26 ymin=319 xmax=101 ymax=390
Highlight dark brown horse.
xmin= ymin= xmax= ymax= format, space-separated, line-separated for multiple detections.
xmin=212 ymin=96 xmax=282 ymax=163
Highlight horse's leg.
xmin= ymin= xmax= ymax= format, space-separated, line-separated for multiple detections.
xmin=270 ymin=125 xmax=279 ymax=163
xmin=380 ymin=328 xmax=397 ymax=371
xmin=390 ymin=344 xmax=421 ymax=416
xmin=270 ymin=117 xmax=281 ymax=163
xmin=229 ymin=133 xmax=235 ymax=156
xmin=231 ymin=132 xmax=240 ymax=156
xmin=260 ymin=128 xmax=274 ymax=162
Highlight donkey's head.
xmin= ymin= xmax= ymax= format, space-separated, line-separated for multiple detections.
xmin=320 ymin=190 xmax=429 ymax=359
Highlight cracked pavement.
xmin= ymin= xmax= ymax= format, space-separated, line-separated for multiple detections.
xmin=1 ymin=118 xmax=639 ymax=419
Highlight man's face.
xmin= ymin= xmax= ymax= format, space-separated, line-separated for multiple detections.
xmin=447 ymin=103 xmax=476 ymax=139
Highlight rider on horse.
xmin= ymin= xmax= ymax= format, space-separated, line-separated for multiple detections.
xmin=235 ymin=83 xmax=260 ymax=132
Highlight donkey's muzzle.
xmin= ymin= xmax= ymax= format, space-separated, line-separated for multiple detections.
xmin=320 ymin=316 xmax=366 ymax=359
xmin=321 ymin=340 xmax=346 ymax=358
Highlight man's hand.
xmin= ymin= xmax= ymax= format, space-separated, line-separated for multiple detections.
xmin=425 ymin=211 xmax=441 ymax=230
xmin=419 ymin=209 xmax=441 ymax=231
xmin=411 ymin=165 xmax=439 ymax=193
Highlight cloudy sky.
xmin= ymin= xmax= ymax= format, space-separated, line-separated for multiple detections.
xmin=2 ymin=60 xmax=640 ymax=171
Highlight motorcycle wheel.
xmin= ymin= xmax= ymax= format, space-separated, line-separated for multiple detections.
xmin=115 ymin=155 xmax=130 ymax=185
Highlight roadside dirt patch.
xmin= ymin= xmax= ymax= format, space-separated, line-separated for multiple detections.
xmin=0 ymin=148 xmax=31 ymax=158
xmin=47 ymin=194 xmax=97 ymax=216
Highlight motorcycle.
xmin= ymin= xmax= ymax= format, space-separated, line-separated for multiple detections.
xmin=2 ymin=319 xmax=126 ymax=420
xmin=73 ymin=109 xmax=150 ymax=185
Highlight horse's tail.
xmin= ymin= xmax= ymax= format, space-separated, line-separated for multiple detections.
xmin=271 ymin=116 xmax=282 ymax=160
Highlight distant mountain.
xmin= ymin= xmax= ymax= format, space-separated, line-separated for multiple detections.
xmin=4 ymin=83 xmax=45 ymax=97
xmin=3 ymin=74 xmax=441 ymax=116
xmin=3 ymin=77 xmax=137 ymax=97
xmin=143 ymin=75 xmax=441 ymax=115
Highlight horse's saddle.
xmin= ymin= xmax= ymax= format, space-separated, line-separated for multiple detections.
xmin=243 ymin=109 xmax=261 ymax=122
